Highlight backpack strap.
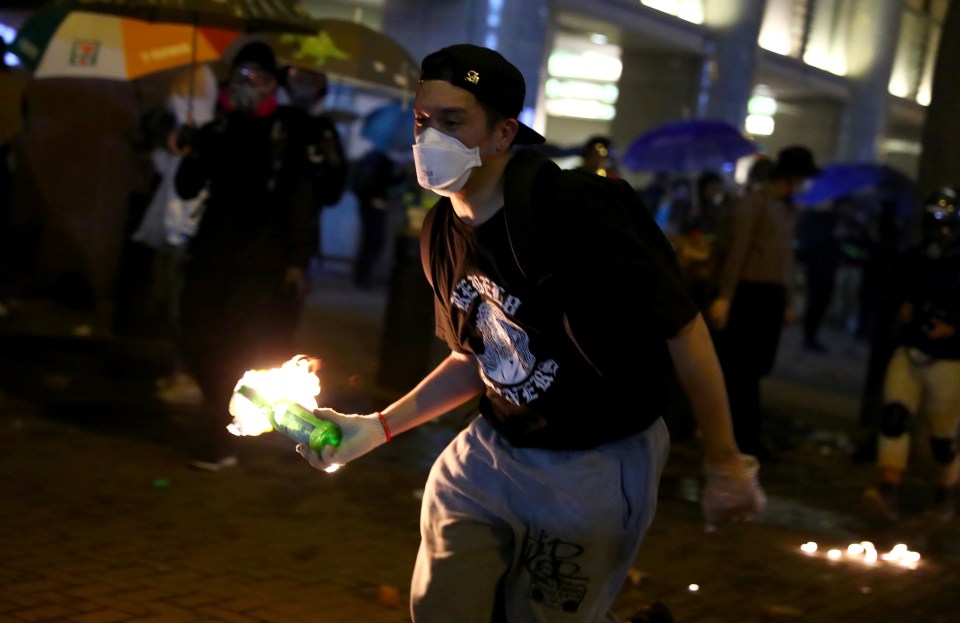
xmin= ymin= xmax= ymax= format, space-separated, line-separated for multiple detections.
xmin=419 ymin=151 xmax=559 ymax=293
xmin=502 ymin=150 xmax=562 ymax=284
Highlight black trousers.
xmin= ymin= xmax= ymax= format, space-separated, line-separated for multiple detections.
xmin=353 ymin=199 xmax=387 ymax=288
xmin=179 ymin=264 xmax=300 ymax=460
xmin=803 ymin=265 xmax=836 ymax=345
xmin=713 ymin=281 xmax=787 ymax=456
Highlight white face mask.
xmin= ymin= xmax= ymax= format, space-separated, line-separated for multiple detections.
xmin=412 ymin=128 xmax=483 ymax=197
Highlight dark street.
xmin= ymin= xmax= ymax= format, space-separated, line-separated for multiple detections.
xmin=1 ymin=268 xmax=959 ymax=623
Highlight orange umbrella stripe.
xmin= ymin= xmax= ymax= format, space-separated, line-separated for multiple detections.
xmin=121 ymin=20 xmax=238 ymax=77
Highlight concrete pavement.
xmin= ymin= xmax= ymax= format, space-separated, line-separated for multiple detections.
xmin=1 ymin=268 xmax=958 ymax=623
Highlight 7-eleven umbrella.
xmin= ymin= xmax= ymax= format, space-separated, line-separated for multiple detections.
xmin=12 ymin=3 xmax=240 ymax=80
xmin=55 ymin=0 xmax=318 ymax=34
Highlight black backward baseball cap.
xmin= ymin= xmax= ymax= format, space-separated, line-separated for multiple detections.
xmin=420 ymin=44 xmax=545 ymax=146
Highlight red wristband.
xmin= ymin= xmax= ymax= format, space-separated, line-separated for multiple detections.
xmin=376 ymin=411 xmax=392 ymax=442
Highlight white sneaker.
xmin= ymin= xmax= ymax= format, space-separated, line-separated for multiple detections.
xmin=188 ymin=455 xmax=238 ymax=472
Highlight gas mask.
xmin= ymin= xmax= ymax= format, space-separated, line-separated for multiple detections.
xmin=229 ymin=83 xmax=266 ymax=114
xmin=412 ymin=128 xmax=483 ymax=196
xmin=287 ymin=84 xmax=317 ymax=110
xmin=227 ymin=64 xmax=275 ymax=115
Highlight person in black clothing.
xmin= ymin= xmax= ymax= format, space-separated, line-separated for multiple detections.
xmin=795 ymin=201 xmax=843 ymax=352
xmin=350 ymin=148 xmax=405 ymax=288
xmin=863 ymin=186 xmax=960 ymax=521
xmin=576 ymin=135 xmax=615 ymax=177
xmin=175 ymin=42 xmax=317 ymax=470
xmin=291 ymin=44 xmax=765 ymax=621
xmin=280 ymin=65 xmax=348 ymax=224
xmin=0 ymin=40 xmax=26 ymax=316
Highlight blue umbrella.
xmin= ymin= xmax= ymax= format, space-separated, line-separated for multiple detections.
xmin=361 ymin=101 xmax=413 ymax=153
xmin=794 ymin=163 xmax=913 ymax=206
xmin=622 ymin=118 xmax=757 ymax=173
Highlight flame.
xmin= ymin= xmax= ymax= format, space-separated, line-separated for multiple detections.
xmin=798 ymin=540 xmax=920 ymax=570
xmin=227 ymin=356 xmax=322 ymax=437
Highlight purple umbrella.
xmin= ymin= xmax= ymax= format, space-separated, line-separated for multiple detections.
xmin=622 ymin=119 xmax=757 ymax=173
xmin=793 ymin=162 xmax=914 ymax=206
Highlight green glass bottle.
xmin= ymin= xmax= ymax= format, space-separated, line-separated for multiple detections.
xmin=234 ymin=384 xmax=342 ymax=453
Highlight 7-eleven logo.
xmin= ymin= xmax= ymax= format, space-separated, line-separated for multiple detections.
xmin=70 ymin=40 xmax=100 ymax=67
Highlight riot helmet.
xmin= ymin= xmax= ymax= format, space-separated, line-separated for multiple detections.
xmin=921 ymin=186 xmax=960 ymax=254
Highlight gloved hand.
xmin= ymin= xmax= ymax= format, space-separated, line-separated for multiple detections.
xmin=296 ymin=408 xmax=389 ymax=472
xmin=701 ymin=454 xmax=767 ymax=528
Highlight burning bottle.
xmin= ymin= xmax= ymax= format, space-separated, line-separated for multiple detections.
xmin=227 ymin=356 xmax=341 ymax=455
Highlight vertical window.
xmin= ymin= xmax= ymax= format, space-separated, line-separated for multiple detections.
xmin=639 ymin=0 xmax=705 ymax=24
xmin=803 ymin=0 xmax=854 ymax=75
xmin=758 ymin=0 xmax=811 ymax=57
xmin=888 ymin=2 xmax=945 ymax=105
xmin=915 ymin=23 xmax=940 ymax=106
xmin=545 ymin=32 xmax=622 ymax=121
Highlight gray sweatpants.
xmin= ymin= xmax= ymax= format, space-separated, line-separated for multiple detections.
xmin=410 ymin=416 xmax=670 ymax=623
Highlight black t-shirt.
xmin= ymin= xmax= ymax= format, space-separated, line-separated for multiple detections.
xmin=430 ymin=165 xmax=698 ymax=450
xmin=176 ymin=106 xmax=316 ymax=270
xmin=893 ymin=245 xmax=960 ymax=360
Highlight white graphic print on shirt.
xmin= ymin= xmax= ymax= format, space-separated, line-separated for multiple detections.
xmin=451 ymin=274 xmax=559 ymax=406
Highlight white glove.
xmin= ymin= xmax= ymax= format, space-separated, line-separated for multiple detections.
xmin=296 ymin=408 xmax=389 ymax=472
xmin=701 ymin=454 xmax=767 ymax=527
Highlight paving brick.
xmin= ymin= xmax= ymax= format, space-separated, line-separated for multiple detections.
xmin=195 ymin=606 xmax=263 ymax=623
xmin=165 ymin=592 xmax=224 ymax=609
xmin=11 ymin=604 xmax=74 ymax=621
xmin=68 ymin=609 xmax=133 ymax=623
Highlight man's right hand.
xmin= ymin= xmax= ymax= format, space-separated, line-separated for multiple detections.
xmin=296 ymin=408 xmax=389 ymax=472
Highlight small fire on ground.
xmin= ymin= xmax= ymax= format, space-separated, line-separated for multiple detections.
xmin=800 ymin=541 xmax=921 ymax=570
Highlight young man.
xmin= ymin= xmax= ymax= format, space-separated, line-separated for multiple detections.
xmin=298 ymin=44 xmax=765 ymax=622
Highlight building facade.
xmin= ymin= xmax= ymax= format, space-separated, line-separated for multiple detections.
xmin=302 ymin=0 xmax=948 ymax=182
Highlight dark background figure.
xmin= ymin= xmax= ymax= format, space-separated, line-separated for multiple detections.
xmin=862 ymin=186 xmax=960 ymax=522
xmin=673 ymin=171 xmax=729 ymax=314
xmin=795 ymin=200 xmax=843 ymax=352
xmin=660 ymin=178 xmax=692 ymax=235
xmin=665 ymin=171 xmax=731 ymax=439
xmin=744 ymin=155 xmax=775 ymax=191
xmin=709 ymin=146 xmax=821 ymax=459
xmin=637 ymin=171 xmax=669 ymax=216
xmin=576 ymin=135 xmax=616 ymax=178
xmin=175 ymin=42 xmax=318 ymax=470
xmin=350 ymin=148 xmax=405 ymax=288
xmin=0 ymin=39 xmax=26 ymax=316
xmin=113 ymin=65 xmax=219 ymax=345
xmin=855 ymin=187 xmax=916 ymax=451
xmin=280 ymin=64 xmax=348 ymax=256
